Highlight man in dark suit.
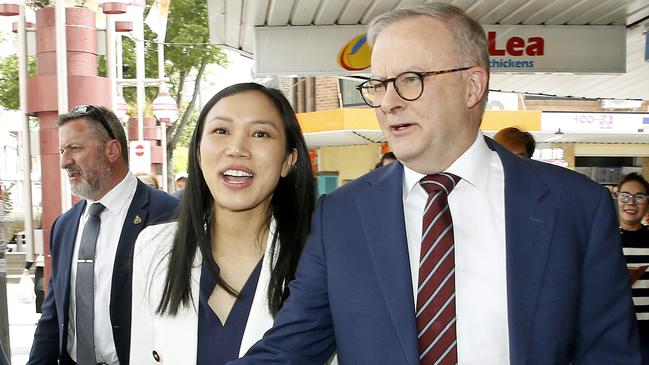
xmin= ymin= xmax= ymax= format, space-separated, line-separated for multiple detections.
xmin=28 ymin=105 xmax=178 ymax=364
xmin=231 ymin=3 xmax=640 ymax=365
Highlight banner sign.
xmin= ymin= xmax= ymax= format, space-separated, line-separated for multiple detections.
xmin=254 ymin=25 xmax=625 ymax=76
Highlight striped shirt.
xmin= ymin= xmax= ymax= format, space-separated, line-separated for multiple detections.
xmin=621 ymin=226 xmax=649 ymax=322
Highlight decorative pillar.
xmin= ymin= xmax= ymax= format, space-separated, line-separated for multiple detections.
xmin=27 ymin=7 xmax=111 ymax=287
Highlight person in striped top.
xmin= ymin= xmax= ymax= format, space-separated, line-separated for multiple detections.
xmin=617 ymin=172 xmax=649 ymax=363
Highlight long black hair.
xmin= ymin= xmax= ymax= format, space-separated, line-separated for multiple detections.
xmin=157 ymin=83 xmax=315 ymax=317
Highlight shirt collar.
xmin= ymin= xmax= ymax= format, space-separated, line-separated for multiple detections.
xmin=85 ymin=172 xmax=138 ymax=217
xmin=403 ymin=132 xmax=492 ymax=198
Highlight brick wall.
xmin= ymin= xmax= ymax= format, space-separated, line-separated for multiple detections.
xmin=315 ymin=77 xmax=341 ymax=111
xmin=279 ymin=77 xmax=295 ymax=110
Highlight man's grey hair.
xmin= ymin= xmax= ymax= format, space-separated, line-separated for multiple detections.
xmin=367 ymin=2 xmax=490 ymax=72
xmin=57 ymin=105 xmax=129 ymax=164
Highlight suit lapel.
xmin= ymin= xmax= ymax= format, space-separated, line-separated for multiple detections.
xmin=59 ymin=201 xmax=86 ymax=321
xmin=356 ymin=163 xmax=419 ymax=365
xmin=490 ymin=140 xmax=559 ymax=365
xmin=111 ymin=181 xmax=150 ymax=310
xmin=240 ymin=218 xmax=277 ymax=357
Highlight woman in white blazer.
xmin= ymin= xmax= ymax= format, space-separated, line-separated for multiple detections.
xmin=130 ymin=83 xmax=316 ymax=364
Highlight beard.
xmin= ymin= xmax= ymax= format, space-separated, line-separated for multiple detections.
xmin=68 ymin=156 xmax=112 ymax=200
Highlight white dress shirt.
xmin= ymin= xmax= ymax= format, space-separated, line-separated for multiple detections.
xmin=403 ymin=133 xmax=510 ymax=364
xmin=68 ymin=172 xmax=137 ymax=364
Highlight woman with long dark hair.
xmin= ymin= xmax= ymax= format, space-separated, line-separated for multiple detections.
xmin=130 ymin=83 xmax=315 ymax=364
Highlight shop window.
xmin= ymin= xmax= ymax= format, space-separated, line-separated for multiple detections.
xmin=339 ymin=78 xmax=366 ymax=107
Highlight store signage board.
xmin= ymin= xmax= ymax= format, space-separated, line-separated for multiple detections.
xmin=254 ymin=25 xmax=625 ymax=76
xmin=542 ymin=112 xmax=649 ymax=133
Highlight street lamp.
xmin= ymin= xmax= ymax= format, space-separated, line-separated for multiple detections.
xmin=152 ymin=83 xmax=178 ymax=124
xmin=152 ymin=83 xmax=178 ymax=192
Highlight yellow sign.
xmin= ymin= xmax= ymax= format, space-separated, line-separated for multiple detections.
xmin=338 ymin=34 xmax=371 ymax=71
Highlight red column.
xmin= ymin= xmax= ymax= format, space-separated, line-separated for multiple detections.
xmin=27 ymin=7 xmax=112 ymax=289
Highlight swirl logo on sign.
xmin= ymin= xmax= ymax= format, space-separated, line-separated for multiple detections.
xmin=338 ymin=34 xmax=371 ymax=71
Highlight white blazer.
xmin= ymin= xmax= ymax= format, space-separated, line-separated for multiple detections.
xmin=130 ymin=220 xmax=277 ymax=364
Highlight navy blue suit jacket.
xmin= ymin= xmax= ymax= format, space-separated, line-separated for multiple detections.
xmin=27 ymin=180 xmax=179 ymax=365
xmin=233 ymin=139 xmax=640 ymax=365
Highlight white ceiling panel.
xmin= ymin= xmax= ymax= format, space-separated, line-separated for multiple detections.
xmin=448 ymin=0 xmax=476 ymax=10
xmin=251 ymin=0 xmax=270 ymax=25
xmin=511 ymin=0 xmax=562 ymax=25
xmin=361 ymin=0 xmax=398 ymax=23
xmin=590 ymin=5 xmax=627 ymax=25
xmin=569 ymin=1 xmax=622 ymax=25
xmin=224 ymin=0 xmax=243 ymax=49
xmin=545 ymin=0 xmax=608 ymax=25
xmin=313 ymin=0 xmax=347 ymax=25
xmin=291 ymin=0 xmax=321 ymax=25
xmin=395 ymin=0 xmax=425 ymax=8
xmin=267 ymin=0 xmax=296 ymax=26
xmin=239 ymin=0 xmax=260 ymax=53
xmin=338 ymin=0 xmax=373 ymax=24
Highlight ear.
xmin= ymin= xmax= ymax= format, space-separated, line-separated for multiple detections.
xmin=106 ymin=139 xmax=121 ymax=163
xmin=280 ymin=148 xmax=298 ymax=178
xmin=466 ymin=66 xmax=488 ymax=109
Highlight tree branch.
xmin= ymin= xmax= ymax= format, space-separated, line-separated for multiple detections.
xmin=170 ymin=59 xmax=207 ymax=151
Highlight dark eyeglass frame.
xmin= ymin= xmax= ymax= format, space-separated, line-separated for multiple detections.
xmin=71 ymin=104 xmax=116 ymax=140
xmin=616 ymin=191 xmax=648 ymax=205
xmin=355 ymin=66 xmax=473 ymax=108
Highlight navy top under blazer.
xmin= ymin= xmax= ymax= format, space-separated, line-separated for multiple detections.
xmin=197 ymin=260 xmax=262 ymax=365
xmin=27 ymin=180 xmax=179 ymax=365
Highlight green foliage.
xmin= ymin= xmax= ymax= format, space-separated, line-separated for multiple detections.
xmin=164 ymin=0 xmax=227 ymax=72
xmin=172 ymin=145 xmax=188 ymax=174
xmin=1 ymin=186 xmax=13 ymax=216
xmin=0 ymin=56 xmax=20 ymax=110
xmin=0 ymin=55 xmax=36 ymax=110
xmin=176 ymin=103 xmax=198 ymax=146
xmin=97 ymin=55 xmax=107 ymax=77
xmin=31 ymin=0 xmax=52 ymax=8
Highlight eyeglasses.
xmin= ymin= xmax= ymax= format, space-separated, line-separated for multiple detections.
xmin=616 ymin=192 xmax=648 ymax=205
xmin=71 ymin=104 xmax=116 ymax=140
xmin=355 ymin=66 xmax=473 ymax=108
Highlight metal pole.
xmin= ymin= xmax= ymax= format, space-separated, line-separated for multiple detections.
xmin=134 ymin=4 xmax=145 ymax=141
xmin=157 ymin=40 xmax=168 ymax=191
xmin=157 ymin=40 xmax=164 ymax=84
xmin=0 ymin=239 xmax=9 ymax=362
xmin=106 ymin=14 xmax=117 ymax=112
xmin=116 ymin=33 xmax=123 ymax=95
xmin=55 ymin=0 xmax=71 ymax=211
xmin=19 ymin=0 xmax=34 ymax=270
xmin=160 ymin=124 xmax=167 ymax=191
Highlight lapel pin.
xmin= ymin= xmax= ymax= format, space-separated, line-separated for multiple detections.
xmin=134 ymin=215 xmax=142 ymax=224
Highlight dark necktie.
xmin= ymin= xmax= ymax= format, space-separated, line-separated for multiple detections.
xmin=417 ymin=173 xmax=460 ymax=365
xmin=76 ymin=202 xmax=105 ymax=364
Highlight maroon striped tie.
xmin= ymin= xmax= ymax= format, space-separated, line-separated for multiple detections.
xmin=417 ymin=173 xmax=460 ymax=365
